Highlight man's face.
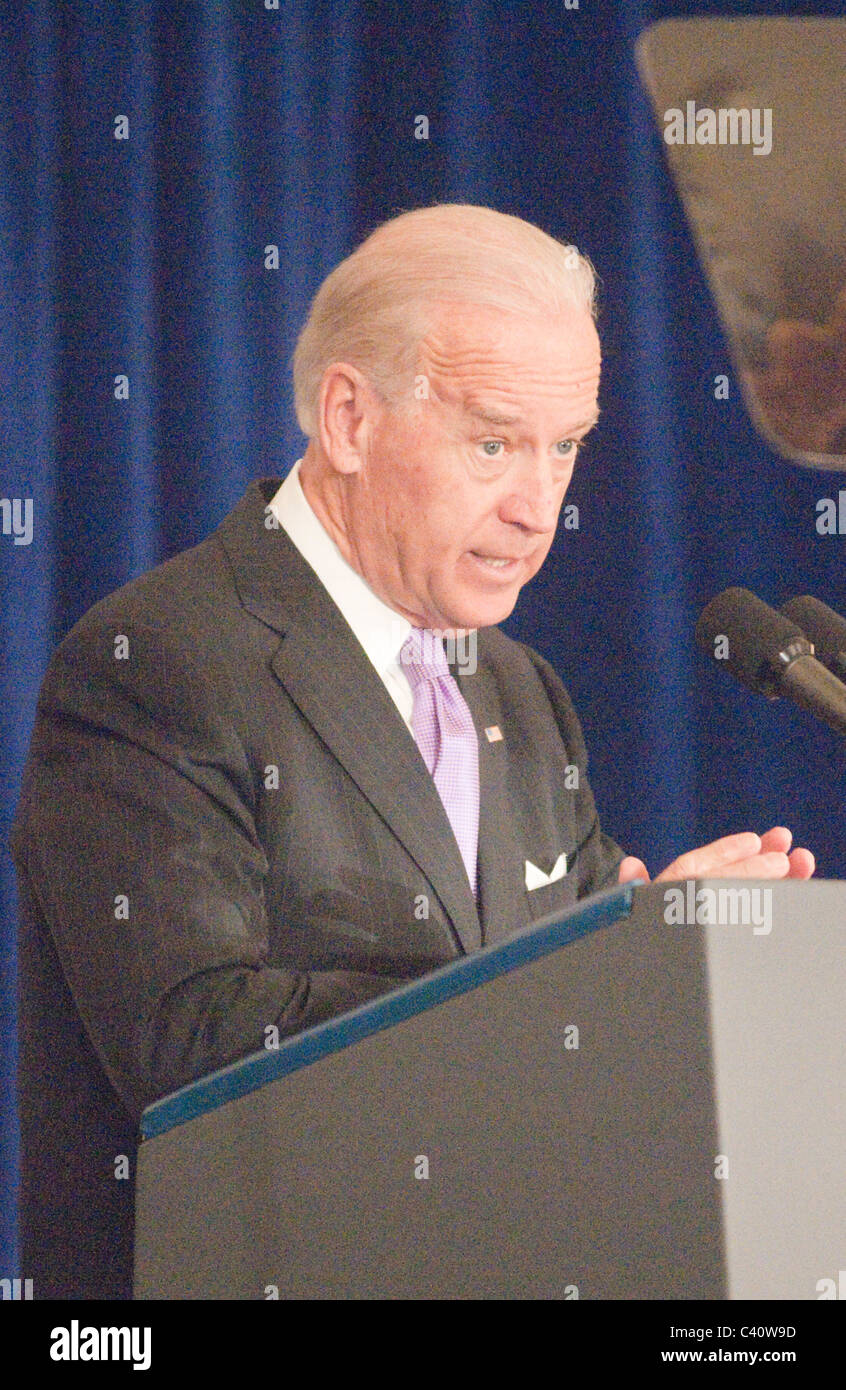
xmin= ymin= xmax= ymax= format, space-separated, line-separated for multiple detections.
xmin=343 ymin=299 xmax=601 ymax=631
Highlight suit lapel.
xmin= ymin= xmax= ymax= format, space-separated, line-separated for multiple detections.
xmin=457 ymin=650 xmax=530 ymax=946
xmin=217 ymin=480 xmax=482 ymax=954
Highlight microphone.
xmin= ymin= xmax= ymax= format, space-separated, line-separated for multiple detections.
xmin=780 ymin=595 xmax=846 ymax=683
xmin=695 ymin=586 xmax=846 ymax=738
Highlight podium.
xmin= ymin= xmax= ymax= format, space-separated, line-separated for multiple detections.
xmin=134 ymin=879 xmax=846 ymax=1299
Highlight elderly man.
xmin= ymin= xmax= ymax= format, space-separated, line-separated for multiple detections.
xmin=12 ymin=203 xmax=813 ymax=1299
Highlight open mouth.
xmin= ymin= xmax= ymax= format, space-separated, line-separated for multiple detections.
xmin=470 ymin=552 xmax=523 ymax=570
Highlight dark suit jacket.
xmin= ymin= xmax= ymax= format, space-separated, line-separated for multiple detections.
xmin=11 ymin=477 xmax=625 ymax=1299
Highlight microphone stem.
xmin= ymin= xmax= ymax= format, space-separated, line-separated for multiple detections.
xmin=780 ymin=656 xmax=846 ymax=738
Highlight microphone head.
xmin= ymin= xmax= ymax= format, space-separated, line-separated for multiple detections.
xmin=780 ymin=595 xmax=846 ymax=679
xmin=695 ymin=587 xmax=811 ymax=697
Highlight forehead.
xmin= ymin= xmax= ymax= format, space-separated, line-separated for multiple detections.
xmin=418 ymin=301 xmax=601 ymax=407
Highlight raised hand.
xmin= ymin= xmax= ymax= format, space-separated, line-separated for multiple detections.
xmin=618 ymin=826 xmax=815 ymax=885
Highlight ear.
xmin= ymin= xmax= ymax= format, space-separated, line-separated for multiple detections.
xmin=317 ymin=362 xmax=380 ymax=475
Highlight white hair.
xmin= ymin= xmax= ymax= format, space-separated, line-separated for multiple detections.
xmin=292 ymin=203 xmax=597 ymax=438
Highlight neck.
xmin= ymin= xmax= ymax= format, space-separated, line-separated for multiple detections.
xmin=299 ymin=448 xmax=358 ymax=570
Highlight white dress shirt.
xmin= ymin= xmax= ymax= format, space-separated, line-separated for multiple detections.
xmin=266 ymin=461 xmax=415 ymax=732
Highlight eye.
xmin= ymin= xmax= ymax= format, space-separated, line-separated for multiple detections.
xmin=555 ymin=439 xmax=577 ymax=457
xmin=481 ymin=439 xmax=504 ymax=456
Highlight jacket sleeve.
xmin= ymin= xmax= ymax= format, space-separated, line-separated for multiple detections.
xmin=524 ymin=645 xmax=628 ymax=896
xmin=11 ymin=605 xmax=407 ymax=1124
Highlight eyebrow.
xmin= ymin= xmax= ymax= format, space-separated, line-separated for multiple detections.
xmin=468 ymin=406 xmax=522 ymax=426
xmin=467 ymin=405 xmax=600 ymax=433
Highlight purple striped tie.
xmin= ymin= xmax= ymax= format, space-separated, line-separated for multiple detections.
xmin=401 ymin=627 xmax=480 ymax=896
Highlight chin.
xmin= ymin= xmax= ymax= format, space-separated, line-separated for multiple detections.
xmin=441 ymin=591 xmax=520 ymax=631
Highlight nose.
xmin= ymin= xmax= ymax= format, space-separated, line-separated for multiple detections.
xmin=498 ymin=449 xmax=570 ymax=535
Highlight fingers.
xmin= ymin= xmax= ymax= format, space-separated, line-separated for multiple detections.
xmin=654 ymin=828 xmax=815 ymax=883
xmin=739 ymin=828 xmax=815 ymax=879
xmin=655 ymin=831 xmax=763 ymax=882
xmin=787 ymin=847 xmax=816 ymax=880
xmin=759 ymin=826 xmax=792 ymax=855
xmin=679 ymin=851 xmax=791 ymax=881
xmin=623 ymin=829 xmax=816 ymax=887
xmin=618 ymin=856 xmax=650 ymax=885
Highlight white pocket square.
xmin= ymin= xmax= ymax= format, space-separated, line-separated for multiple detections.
xmin=524 ymin=853 xmax=568 ymax=891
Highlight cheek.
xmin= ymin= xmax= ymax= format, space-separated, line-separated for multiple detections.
xmin=386 ymin=445 xmax=465 ymax=530
xmin=388 ymin=468 xmax=445 ymax=546
xmin=368 ymin=415 xmax=490 ymax=561
xmin=364 ymin=426 xmax=427 ymax=521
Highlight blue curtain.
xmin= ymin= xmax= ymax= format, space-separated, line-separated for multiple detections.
xmin=2 ymin=0 xmax=844 ymax=1280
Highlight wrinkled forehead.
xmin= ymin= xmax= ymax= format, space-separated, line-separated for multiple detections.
xmin=418 ymin=300 xmax=601 ymax=405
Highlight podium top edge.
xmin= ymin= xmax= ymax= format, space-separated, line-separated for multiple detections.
xmin=140 ymin=880 xmax=637 ymax=1141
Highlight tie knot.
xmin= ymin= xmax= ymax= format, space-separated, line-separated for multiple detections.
xmin=400 ymin=627 xmax=450 ymax=683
